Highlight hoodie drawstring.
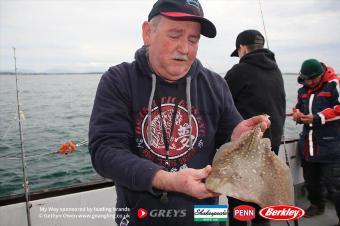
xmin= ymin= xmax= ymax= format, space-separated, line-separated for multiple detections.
xmin=147 ymin=74 xmax=193 ymax=151
xmin=147 ymin=74 xmax=157 ymax=146
xmin=186 ymin=76 xmax=193 ymax=149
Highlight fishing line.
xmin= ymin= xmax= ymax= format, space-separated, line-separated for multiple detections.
xmin=0 ymin=140 xmax=89 ymax=160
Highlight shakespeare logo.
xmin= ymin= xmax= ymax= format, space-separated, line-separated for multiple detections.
xmin=194 ymin=205 xmax=228 ymax=222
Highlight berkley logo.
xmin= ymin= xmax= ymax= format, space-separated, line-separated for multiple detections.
xmin=234 ymin=205 xmax=255 ymax=221
xmin=259 ymin=205 xmax=305 ymax=221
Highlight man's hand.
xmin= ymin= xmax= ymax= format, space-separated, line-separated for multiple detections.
xmin=152 ymin=165 xmax=220 ymax=199
xmin=287 ymin=111 xmax=304 ymax=123
xmin=288 ymin=111 xmax=313 ymax=124
xmin=230 ymin=115 xmax=271 ymax=141
xmin=300 ymin=114 xmax=314 ymax=124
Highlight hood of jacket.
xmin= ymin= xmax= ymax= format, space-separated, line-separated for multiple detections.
xmin=239 ymin=48 xmax=278 ymax=70
xmin=134 ymin=46 xmax=204 ymax=81
xmin=321 ymin=65 xmax=338 ymax=83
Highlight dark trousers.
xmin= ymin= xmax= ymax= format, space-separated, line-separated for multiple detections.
xmin=227 ymin=197 xmax=269 ymax=226
xmin=302 ymin=161 xmax=340 ymax=218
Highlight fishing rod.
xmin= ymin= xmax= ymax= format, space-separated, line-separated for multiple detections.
xmin=258 ymin=0 xmax=270 ymax=49
xmin=13 ymin=47 xmax=32 ymax=226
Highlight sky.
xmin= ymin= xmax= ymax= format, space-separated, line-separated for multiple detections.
xmin=0 ymin=0 xmax=340 ymax=74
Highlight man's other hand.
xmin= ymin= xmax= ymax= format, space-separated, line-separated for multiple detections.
xmin=152 ymin=165 xmax=220 ymax=199
xmin=230 ymin=115 xmax=271 ymax=141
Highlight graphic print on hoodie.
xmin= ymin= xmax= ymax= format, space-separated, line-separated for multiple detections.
xmin=135 ymin=76 xmax=206 ymax=172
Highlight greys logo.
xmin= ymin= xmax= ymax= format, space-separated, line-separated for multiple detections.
xmin=150 ymin=209 xmax=187 ymax=218
xmin=147 ymin=209 xmax=187 ymax=218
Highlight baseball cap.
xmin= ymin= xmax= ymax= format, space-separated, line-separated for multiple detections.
xmin=230 ymin=30 xmax=265 ymax=57
xmin=297 ymin=59 xmax=325 ymax=83
xmin=148 ymin=0 xmax=216 ymax=38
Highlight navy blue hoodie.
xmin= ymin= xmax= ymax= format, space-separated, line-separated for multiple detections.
xmin=89 ymin=46 xmax=242 ymax=225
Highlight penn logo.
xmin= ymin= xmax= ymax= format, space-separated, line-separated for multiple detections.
xmin=259 ymin=205 xmax=305 ymax=221
xmin=233 ymin=205 xmax=255 ymax=221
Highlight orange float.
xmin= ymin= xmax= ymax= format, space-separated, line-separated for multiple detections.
xmin=58 ymin=140 xmax=76 ymax=154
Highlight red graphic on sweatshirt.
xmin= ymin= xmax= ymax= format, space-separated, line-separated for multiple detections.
xmin=135 ymin=97 xmax=206 ymax=169
xmin=142 ymin=104 xmax=198 ymax=159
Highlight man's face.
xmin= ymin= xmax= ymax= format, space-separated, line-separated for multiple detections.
xmin=304 ymin=75 xmax=322 ymax=88
xmin=237 ymin=45 xmax=247 ymax=59
xmin=143 ymin=16 xmax=201 ymax=81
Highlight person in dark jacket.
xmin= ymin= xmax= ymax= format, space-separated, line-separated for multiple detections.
xmin=290 ymin=59 xmax=340 ymax=225
xmin=224 ymin=29 xmax=286 ymax=226
xmin=88 ymin=1 xmax=270 ymax=226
